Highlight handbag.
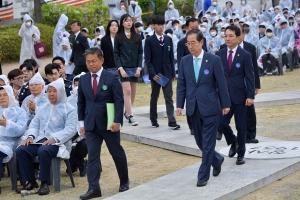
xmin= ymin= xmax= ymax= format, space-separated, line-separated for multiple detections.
xmin=34 ymin=42 xmax=48 ymax=58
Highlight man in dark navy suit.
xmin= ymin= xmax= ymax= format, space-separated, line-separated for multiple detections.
xmin=68 ymin=20 xmax=90 ymax=75
xmin=177 ymin=17 xmax=208 ymax=135
xmin=144 ymin=15 xmax=180 ymax=129
xmin=216 ymin=26 xmax=255 ymax=165
xmin=176 ymin=29 xmax=231 ymax=187
xmin=78 ymin=48 xmax=129 ymax=199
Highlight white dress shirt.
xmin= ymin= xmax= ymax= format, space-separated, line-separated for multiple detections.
xmin=79 ymin=67 xmax=103 ymax=128
xmin=111 ymin=36 xmax=114 ymax=49
xmin=192 ymin=49 xmax=204 ymax=68
xmin=227 ymin=45 xmax=239 ymax=62
xmin=239 ymin=41 xmax=244 ymax=49
xmin=74 ymin=31 xmax=80 ymax=40
xmin=156 ymin=33 xmax=164 ymax=42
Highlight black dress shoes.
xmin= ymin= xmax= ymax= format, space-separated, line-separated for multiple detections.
xmin=119 ymin=182 xmax=129 ymax=192
xmin=79 ymin=160 xmax=88 ymax=177
xmin=216 ymin=129 xmax=222 ymax=140
xmin=38 ymin=182 xmax=50 ymax=195
xmin=236 ymin=157 xmax=246 ymax=165
xmin=246 ymin=138 xmax=259 ymax=143
xmin=213 ymin=156 xmax=224 ymax=177
xmin=228 ymin=142 xmax=238 ymax=157
xmin=80 ymin=190 xmax=102 ymax=200
xmin=196 ymin=180 xmax=207 ymax=187
xmin=16 ymin=181 xmax=39 ymax=193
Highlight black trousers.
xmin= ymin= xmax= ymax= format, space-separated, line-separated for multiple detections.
xmin=262 ymin=54 xmax=276 ymax=71
xmin=150 ymin=80 xmax=176 ymax=123
xmin=69 ymin=137 xmax=88 ymax=171
xmin=73 ymin=64 xmax=88 ymax=76
xmin=282 ymin=53 xmax=289 ymax=67
xmin=247 ymin=104 xmax=257 ymax=140
xmin=86 ymin=124 xmax=128 ymax=190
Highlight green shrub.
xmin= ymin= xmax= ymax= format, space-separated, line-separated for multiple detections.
xmin=42 ymin=0 xmax=109 ymax=36
xmin=0 ymin=23 xmax=54 ymax=63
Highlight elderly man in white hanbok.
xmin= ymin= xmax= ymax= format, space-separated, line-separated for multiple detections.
xmin=16 ymin=78 xmax=77 ymax=195
xmin=165 ymin=0 xmax=180 ymax=21
xmin=18 ymin=14 xmax=42 ymax=67
xmin=53 ymin=14 xmax=68 ymax=57
xmin=0 ymin=85 xmax=27 ymax=178
xmin=21 ymin=72 xmax=48 ymax=128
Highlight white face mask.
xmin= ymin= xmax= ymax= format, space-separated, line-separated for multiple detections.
xmin=138 ymin=27 xmax=144 ymax=32
xmin=121 ymin=5 xmax=125 ymax=9
xmin=241 ymin=1 xmax=246 ymax=5
xmin=72 ymin=86 xmax=78 ymax=96
xmin=212 ymin=2 xmax=217 ymax=6
xmin=169 ymin=5 xmax=174 ymax=9
xmin=234 ymin=21 xmax=239 ymax=25
xmin=25 ymin=22 xmax=31 ymax=27
xmin=220 ymin=32 xmax=225 ymax=37
xmin=130 ymin=1 xmax=135 ymax=5
xmin=210 ymin=31 xmax=217 ymax=37
xmin=174 ymin=25 xmax=179 ymax=30
xmin=200 ymin=27 xmax=207 ymax=33
xmin=226 ymin=3 xmax=231 ymax=7
xmin=218 ymin=22 xmax=224 ymax=27
xmin=97 ymin=41 xmax=101 ymax=46
xmin=296 ymin=17 xmax=300 ymax=22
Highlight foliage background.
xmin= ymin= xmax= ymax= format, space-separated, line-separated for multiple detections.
xmin=0 ymin=23 xmax=53 ymax=63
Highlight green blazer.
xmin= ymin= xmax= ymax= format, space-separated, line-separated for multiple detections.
xmin=113 ymin=33 xmax=143 ymax=68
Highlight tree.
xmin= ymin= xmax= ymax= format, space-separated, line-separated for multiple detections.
xmin=34 ymin=0 xmax=42 ymax=23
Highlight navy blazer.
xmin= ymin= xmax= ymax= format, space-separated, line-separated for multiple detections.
xmin=77 ymin=70 xmax=124 ymax=132
xmin=216 ymin=46 xmax=255 ymax=105
xmin=177 ymin=52 xmax=231 ymax=117
xmin=144 ymin=34 xmax=175 ymax=80
xmin=177 ymin=36 xmax=208 ymax=68
xmin=70 ymin=32 xmax=90 ymax=66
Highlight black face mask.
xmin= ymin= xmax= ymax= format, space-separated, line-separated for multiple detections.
xmin=244 ymin=29 xmax=250 ymax=34
xmin=182 ymin=30 xmax=186 ymax=34
xmin=203 ymin=20 xmax=208 ymax=23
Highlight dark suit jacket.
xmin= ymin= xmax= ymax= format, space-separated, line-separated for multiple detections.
xmin=144 ymin=34 xmax=175 ymax=80
xmin=113 ymin=33 xmax=143 ymax=68
xmin=216 ymin=46 xmax=255 ymax=105
xmin=77 ymin=70 xmax=124 ymax=132
xmin=220 ymin=41 xmax=260 ymax=89
xmin=70 ymin=32 xmax=90 ymax=66
xmin=18 ymin=82 xmax=31 ymax=106
xmin=177 ymin=36 xmax=208 ymax=68
xmin=101 ymin=35 xmax=116 ymax=69
xmin=177 ymin=52 xmax=231 ymax=116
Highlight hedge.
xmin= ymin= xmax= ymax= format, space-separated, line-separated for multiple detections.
xmin=0 ymin=23 xmax=54 ymax=63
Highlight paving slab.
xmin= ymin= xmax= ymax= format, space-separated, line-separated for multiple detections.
xmin=132 ymin=90 xmax=300 ymax=117
xmin=106 ymin=157 xmax=300 ymax=200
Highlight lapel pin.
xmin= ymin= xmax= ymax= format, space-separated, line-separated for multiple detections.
xmin=206 ymin=60 xmax=208 ymax=62
xmin=238 ymin=54 xmax=240 ymax=56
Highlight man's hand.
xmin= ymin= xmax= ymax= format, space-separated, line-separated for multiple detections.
xmin=13 ymin=89 xmax=18 ymax=100
xmin=133 ymin=17 xmax=137 ymax=21
xmin=153 ymin=75 xmax=160 ymax=81
xmin=134 ymin=68 xmax=141 ymax=77
xmin=194 ymin=11 xmax=197 ymax=15
xmin=222 ymin=108 xmax=230 ymax=115
xmin=109 ymin=122 xmax=120 ymax=132
xmin=255 ymin=88 xmax=259 ymax=95
xmin=43 ymin=138 xmax=56 ymax=145
xmin=176 ymin=108 xmax=182 ymax=116
xmin=27 ymin=100 xmax=36 ymax=112
xmin=68 ymin=61 xmax=72 ymax=65
xmin=245 ymin=98 xmax=254 ymax=106
xmin=0 ymin=115 xmax=7 ymax=127
xmin=264 ymin=1 xmax=267 ymax=9
xmin=80 ymin=127 xmax=86 ymax=138
xmin=32 ymin=34 xmax=36 ymax=39
xmin=21 ymin=137 xmax=33 ymax=146
xmin=120 ymin=68 xmax=128 ymax=78
xmin=209 ymin=41 xmax=213 ymax=47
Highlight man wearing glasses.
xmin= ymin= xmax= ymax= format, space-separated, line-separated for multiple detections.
xmin=8 ymin=69 xmax=24 ymax=100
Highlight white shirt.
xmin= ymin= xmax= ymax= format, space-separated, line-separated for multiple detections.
xmin=192 ymin=49 xmax=204 ymax=68
xmin=79 ymin=67 xmax=103 ymax=128
xmin=156 ymin=33 xmax=164 ymax=42
xmin=74 ymin=31 xmax=80 ymax=40
xmin=239 ymin=41 xmax=244 ymax=49
xmin=227 ymin=45 xmax=238 ymax=62
xmin=111 ymin=36 xmax=114 ymax=49
xmin=125 ymin=31 xmax=131 ymax=38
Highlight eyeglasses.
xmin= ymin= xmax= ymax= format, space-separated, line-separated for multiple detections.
xmin=185 ymin=42 xmax=197 ymax=47
xmin=0 ymin=94 xmax=8 ymax=98
xmin=14 ymin=76 xmax=24 ymax=81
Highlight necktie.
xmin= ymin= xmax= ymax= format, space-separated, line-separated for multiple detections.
xmin=194 ymin=58 xmax=200 ymax=82
xmin=159 ymin=36 xmax=163 ymax=43
xmin=73 ymin=34 xmax=76 ymax=43
xmin=92 ymin=74 xmax=98 ymax=97
xmin=127 ymin=33 xmax=131 ymax=39
xmin=227 ymin=50 xmax=233 ymax=70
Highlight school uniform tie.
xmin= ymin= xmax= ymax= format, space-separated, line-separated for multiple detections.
xmin=127 ymin=33 xmax=131 ymax=39
xmin=228 ymin=50 xmax=233 ymax=70
xmin=92 ymin=74 xmax=98 ymax=97
xmin=194 ymin=58 xmax=200 ymax=82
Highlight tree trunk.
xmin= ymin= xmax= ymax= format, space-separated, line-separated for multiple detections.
xmin=34 ymin=0 xmax=42 ymax=23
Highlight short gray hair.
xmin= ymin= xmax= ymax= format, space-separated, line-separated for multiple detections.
xmin=83 ymin=47 xmax=103 ymax=59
